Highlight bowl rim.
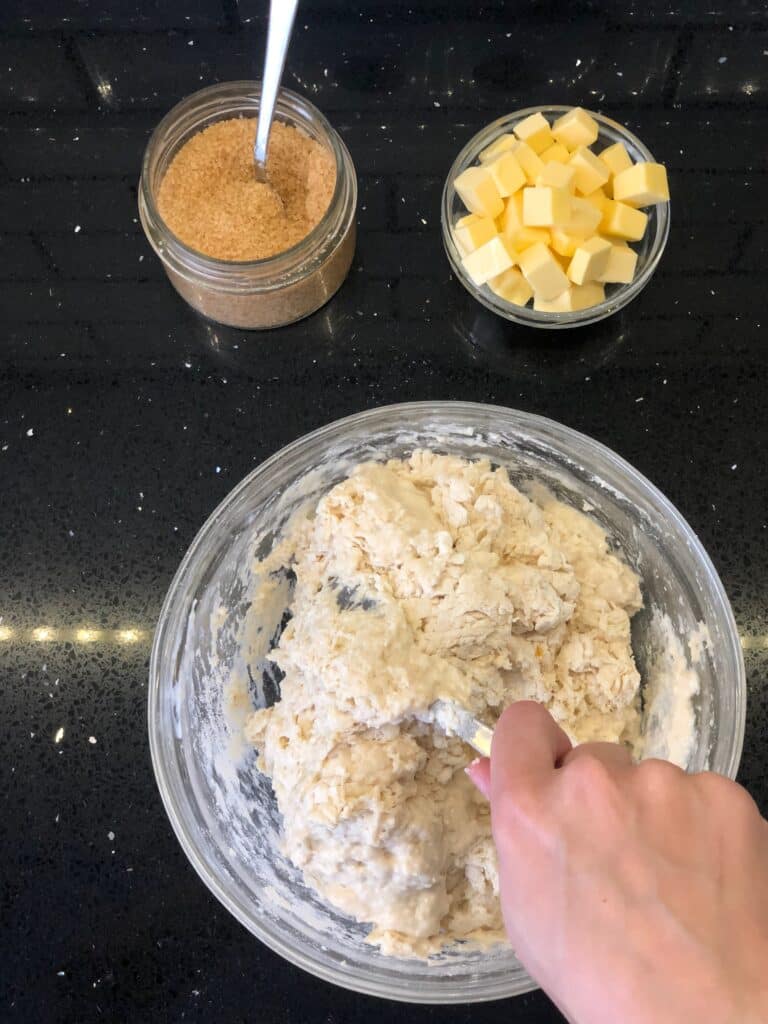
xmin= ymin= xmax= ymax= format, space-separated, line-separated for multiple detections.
xmin=148 ymin=400 xmax=745 ymax=1003
xmin=441 ymin=105 xmax=671 ymax=329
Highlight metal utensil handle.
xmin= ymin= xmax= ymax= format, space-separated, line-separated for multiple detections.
xmin=254 ymin=0 xmax=299 ymax=176
xmin=469 ymin=721 xmax=494 ymax=759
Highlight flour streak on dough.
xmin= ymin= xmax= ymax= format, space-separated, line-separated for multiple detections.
xmin=246 ymin=451 xmax=647 ymax=956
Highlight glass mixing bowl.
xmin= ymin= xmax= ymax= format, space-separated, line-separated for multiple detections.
xmin=148 ymin=402 xmax=744 ymax=1003
xmin=441 ymin=106 xmax=670 ymax=328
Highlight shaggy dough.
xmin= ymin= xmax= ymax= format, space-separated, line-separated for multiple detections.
xmin=245 ymin=452 xmax=643 ymax=956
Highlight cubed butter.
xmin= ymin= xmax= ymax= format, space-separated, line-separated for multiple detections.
xmin=568 ymin=146 xmax=610 ymax=195
xmin=454 ymin=213 xmax=498 ymax=256
xmin=510 ymin=141 xmax=545 ymax=182
xmin=536 ymin=160 xmax=577 ymax=193
xmin=454 ymin=165 xmax=504 ymax=219
xmin=612 ymin=162 xmax=670 ymax=207
xmin=540 ymin=141 xmax=571 ymax=164
xmin=552 ymin=107 xmax=599 ymax=149
xmin=498 ymin=193 xmax=525 ymax=238
xmin=513 ymin=226 xmax=550 ymax=250
xmin=479 ymin=133 xmax=517 ymax=163
xmin=513 ymin=112 xmax=554 ymax=154
xmin=597 ymin=243 xmax=638 ymax=284
xmin=583 ymin=187 xmax=608 ymax=213
xmin=563 ymin=197 xmax=603 ymax=238
xmin=461 ymin=234 xmax=517 ymax=286
xmin=485 ymin=151 xmax=527 ymax=197
xmin=599 ymin=141 xmax=633 ymax=179
xmin=534 ymin=282 xmax=605 ymax=312
xmin=600 ymin=199 xmax=648 ymax=241
xmin=519 ymin=242 xmax=570 ymax=299
xmin=567 ymin=235 xmax=612 ymax=285
xmin=550 ymin=228 xmax=581 ymax=258
xmin=522 ymin=185 xmax=571 ymax=227
xmin=488 ymin=267 xmax=533 ymax=306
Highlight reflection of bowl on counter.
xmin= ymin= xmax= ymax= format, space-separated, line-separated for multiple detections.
xmin=139 ymin=82 xmax=357 ymax=330
xmin=442 ymin=106 xmax=670 ymax=329
xmin=148 ymin=402 xmax=744 ymax=1003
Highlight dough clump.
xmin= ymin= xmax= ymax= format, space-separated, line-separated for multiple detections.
xmin=246 ymin=452 xmax=642 ymax=956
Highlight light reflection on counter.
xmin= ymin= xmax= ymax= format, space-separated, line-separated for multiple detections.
xmin=0 ymin=625 xmax=148 ymax=644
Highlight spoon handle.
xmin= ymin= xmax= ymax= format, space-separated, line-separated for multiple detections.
xmin=254 ymin=0 xmax=300 ymax=180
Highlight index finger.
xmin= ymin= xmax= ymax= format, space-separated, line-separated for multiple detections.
xmin=491 ymin=701 xmax=572 ymax=804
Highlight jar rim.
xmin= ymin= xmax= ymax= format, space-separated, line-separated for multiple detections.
xmin=139 ymin=81 xmax=353 ymax=274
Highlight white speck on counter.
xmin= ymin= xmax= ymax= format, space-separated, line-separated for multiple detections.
xmin=88 ymin=735 xmax=97 ymax=745
xmin=215 ymin=466 xmax=221 ymax=474
xmin=635 ymin=396 xmax=644 ymax=403
xmin=718 ymin=56 xmax=728 ymax=63
xmin=26 ymin=428 xmax=33 ymax=437
xmin=54 ymin=727 xmax=64 ymax=744
xmin=107 ymin=831 xmax=115 ymax=841
xmin=731 ymin=463 xmax=737 ymax=470
xmin=74 ymin=225 xmax=81 ymax=233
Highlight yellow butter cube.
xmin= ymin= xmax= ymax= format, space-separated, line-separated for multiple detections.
xmin=600 ymin=199 xmax=647 ymax=241
xmin=454 ymin=213 xmax=498 ymax=256
xmin=536 ymin=161 xmax=577 ymax=193
xmin=498 ymin=193 xmax=525 ymax=238
xmin=454 ymin=165 xmax=504 ymax=219
xmin=519 ymin=242 xmax=569 ymax=299
xmin=584 ymin=187 xmax=608 ymax=213
xmin=563 ymin=197 xmax=603 ymax=237
xmin=510 ymin=141 xmax=545 ymax=182
xmin=522 ymin=186 xmax=571 ymax=227
xmin=567 ymin=235 xmax=612 ymax=285
xmin=488 ymin=267 xmax=533 ymax=306
xmin=568 ymin=146 xmax=610 ymax=195
xmin=461 ymin=234 xmax=517 ymax=286
xmin=599 ymin=142 xmax=633 ymax=180
xmin=552 ymin=249 xmax=571 ymax=272
xmin=552 ymin=107 xmax=599 ymax=149
xmin=479 ymin=133 xmax=517 ymax=163
xmin=513 ymin=112 xmax=554 ymax=154
xmin=513 ymin=226 xmax=550 ymax=250
xmin=597 ymin=243 xmax=638 ymax=284
xmin=540 ymin=141 xmax=571 ymax=164
xmin=550 ymin=228 xmax=581 ymax=258
xmin=612 ymin=162 xmax=669 ymax=207
xmin=485 ymin=151 xmax=527 ymax=197
xmin=534 ymin=282 xmax=605 ymax=312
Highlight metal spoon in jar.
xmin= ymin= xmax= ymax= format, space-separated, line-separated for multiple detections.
xmin=254 ymin=0 xmax=300 ymax=184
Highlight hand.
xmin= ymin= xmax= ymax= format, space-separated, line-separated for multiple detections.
xmin=467 ymin=701 xmax=768 ymax=1024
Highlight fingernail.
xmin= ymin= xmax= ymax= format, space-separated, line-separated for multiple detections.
xmin=464 ymin=758 xmax=481 ymax=775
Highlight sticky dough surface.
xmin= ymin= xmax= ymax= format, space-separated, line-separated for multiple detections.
xmin=245 ymin=452 xmax=643 ymax=956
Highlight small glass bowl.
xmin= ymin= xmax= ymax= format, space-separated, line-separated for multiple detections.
xmin=441 ymin=106 xmax=670 ymax=329
xmin=139 ymin=82 xmax=357 ymax=330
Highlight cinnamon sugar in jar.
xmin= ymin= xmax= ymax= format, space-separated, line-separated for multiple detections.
xmin=139 ymin=82 xmax=357 ymax=330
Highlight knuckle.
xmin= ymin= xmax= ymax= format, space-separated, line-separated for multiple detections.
xmin=565 ymin=751 xmax=615 ymax=792
xmin=698 ymin=772 xmax=757 ymax=815
xmin=635 ymin=757 xmax=684 ymax=791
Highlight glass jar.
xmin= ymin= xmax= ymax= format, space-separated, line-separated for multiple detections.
xmin=139 ymin=81 xmax=357 ymax=330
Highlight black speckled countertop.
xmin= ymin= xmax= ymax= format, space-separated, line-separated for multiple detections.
xmin=2 ymin=1 xmax=767 ymax=1021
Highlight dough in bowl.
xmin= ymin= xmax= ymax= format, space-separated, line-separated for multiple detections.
xmin=246 ymin=451 xmax=646 ymax=956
